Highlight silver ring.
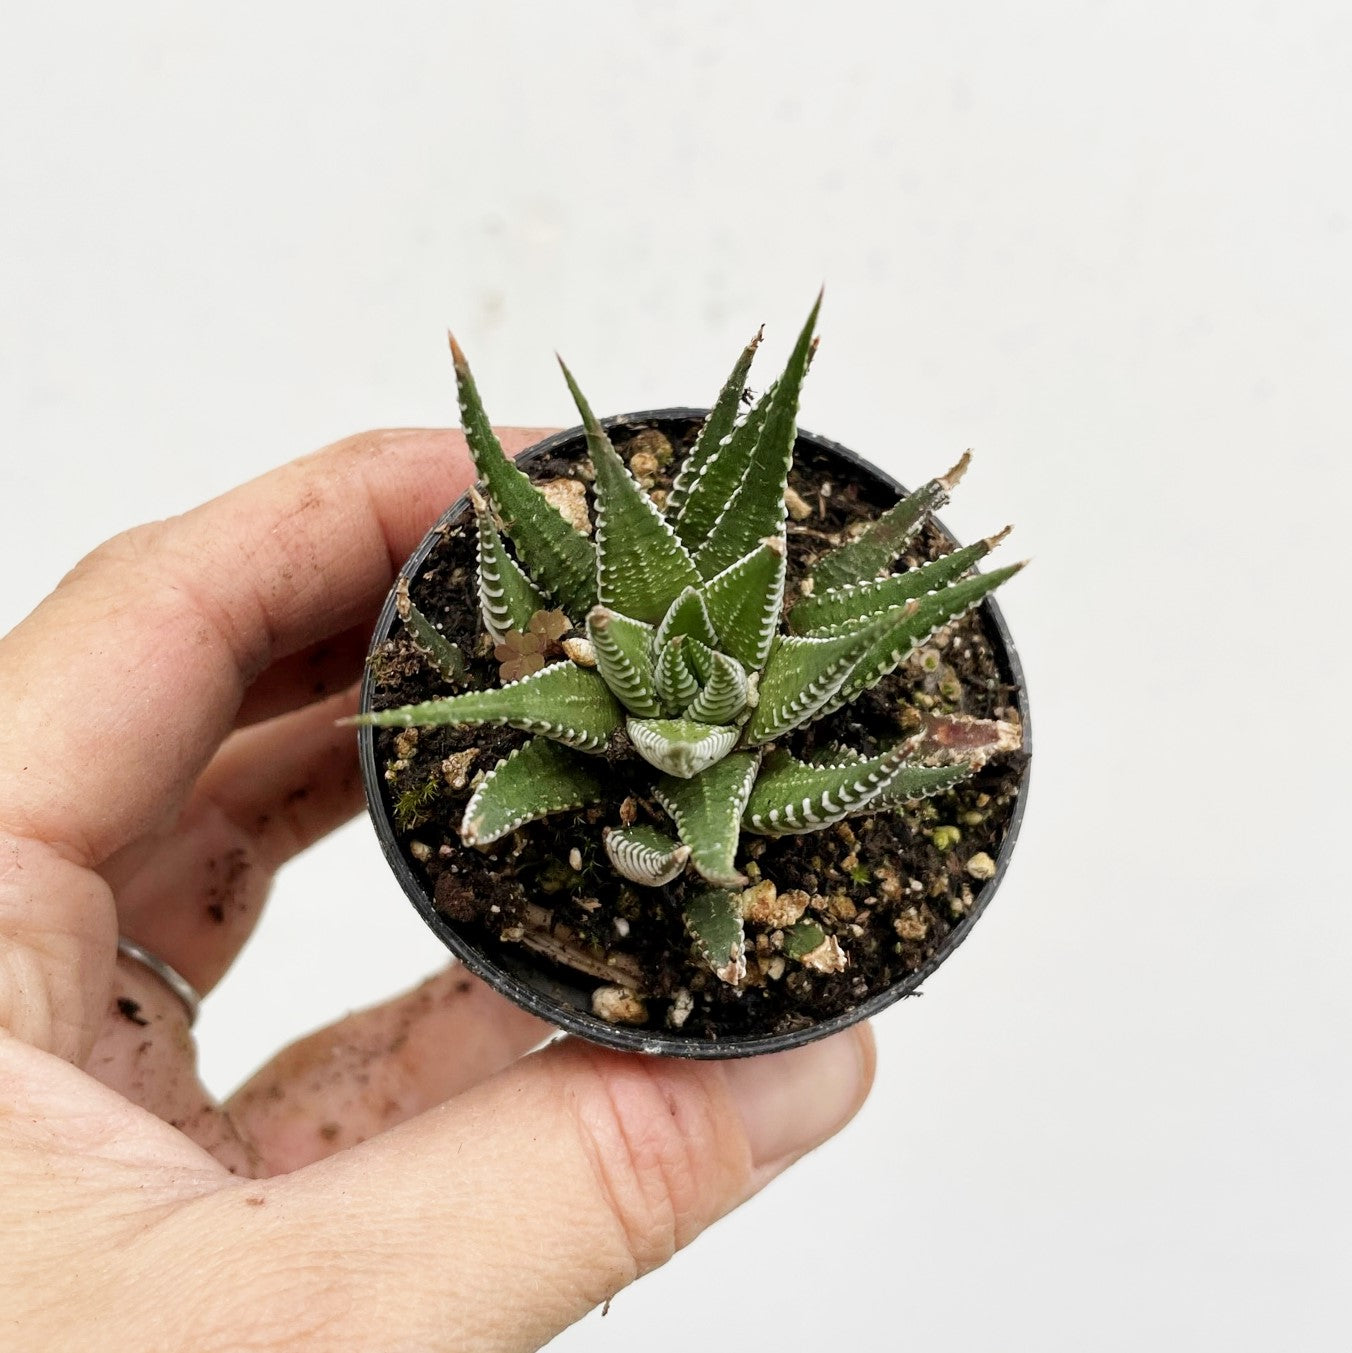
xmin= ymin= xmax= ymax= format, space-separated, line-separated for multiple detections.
xmin=116 ymin=937 xmax=201 ymax=1026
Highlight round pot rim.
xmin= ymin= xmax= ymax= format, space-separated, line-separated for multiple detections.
xmin=358 ymin=409 xmax=1032 ymax=1059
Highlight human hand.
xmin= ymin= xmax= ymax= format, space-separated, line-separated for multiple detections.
xmin=0 ymin=428 xmax=875 ymax=1351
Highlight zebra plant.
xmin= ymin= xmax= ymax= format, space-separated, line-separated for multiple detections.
xmin=357 ymin=296 xmax=1023 ymax=985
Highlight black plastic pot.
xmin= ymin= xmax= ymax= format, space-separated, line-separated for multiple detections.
xmin=358 ymin=411 xmax=1031 ymax=1059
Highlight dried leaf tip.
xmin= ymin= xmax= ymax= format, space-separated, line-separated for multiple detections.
xmin=939 ymin=450 xmax=973 ymax=491
xmin=447 ymin=330 xmax=469 ymax=370
xmin=985 ymin=524 xmax=1014 ymax=549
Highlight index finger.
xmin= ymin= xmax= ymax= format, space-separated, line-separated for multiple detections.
xmin=0 ymin=426 xmax=551 ymax=868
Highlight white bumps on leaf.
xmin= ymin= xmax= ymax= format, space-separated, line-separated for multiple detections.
xmin=682 ymin=649 xmax=749 ymax=725
xmin=654 ymin=637 xmax=700 ymax=711
xmin=472 ymin=487 xmax=547 ymax=643
xmin=359 ymin=661 xmax=623 ymax=753
xmin=461 ymin=737 xmax=605 ymax=846
xmin=653 ymin=751 xmax=760 ymax=887
xmin=683 ymin=888 xmax=747 ymax=987
xmin=586 ymin=607 xmax=661 ymax=717
xmin=603 ymin=826 xmax=690 ymax=887
xmin=626 ymin=718 xmax=738 ymax=779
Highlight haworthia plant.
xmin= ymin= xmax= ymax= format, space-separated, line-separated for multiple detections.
xmin=358 ymin=298 xmax=1023 ymax=986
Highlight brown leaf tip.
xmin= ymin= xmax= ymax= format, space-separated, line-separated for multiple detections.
xmin=941 ymin=450 xmax=973 ymax=490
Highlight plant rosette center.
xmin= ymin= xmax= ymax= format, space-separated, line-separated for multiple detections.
xmin=357 ymin=306 xmax=1029 ymax=1051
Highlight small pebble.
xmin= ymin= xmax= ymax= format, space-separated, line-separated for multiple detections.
xmin=538 ymin=478 xmax=592 ymax=533
xmin=442 ymin=748 xmax=480 ymax=790
xmin=739 ymin=881 xmax=809 ymax=928
xmin=629 ymin=450 xmax=660 ymax=482
xmin=562 ymin=636 xmax=597 ymax=667
xmin=783 ymin=485 xmax=813 ymax=521
xmin=966 ymin=851 xmax=997 ymax=881
xmin=667 ymin=988 xmax=694 ymax=1029
xmin=592 ymin=986 xmax=648 ymax=1025
xmin=894 ymin=909 xmax=928 ymax=942
xmin=800 ymin=935 xmax=848 ymax=974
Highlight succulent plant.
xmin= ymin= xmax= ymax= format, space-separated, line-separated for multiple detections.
xmin=358 ymin=296 xmax=1023 ymax=987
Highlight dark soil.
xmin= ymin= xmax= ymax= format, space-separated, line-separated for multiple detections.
xmin=368 ymin=417 xmax=1026 ymax=1042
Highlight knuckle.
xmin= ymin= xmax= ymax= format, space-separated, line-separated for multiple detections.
xmin=326 ymin=426 xmax=437 ymax=466
xmin=61 ymin=520 xmax=167 ymax=588
xmin=565 ymin=1051 xmax=744 ymax=1279
xmin=62 ymin=518 xmax=268 ymax=679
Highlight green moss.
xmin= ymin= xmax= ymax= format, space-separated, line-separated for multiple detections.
xmin=394 ymin=774 xmax=442 ymax=831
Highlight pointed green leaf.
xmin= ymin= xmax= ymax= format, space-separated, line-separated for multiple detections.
xmin=461 ymin=736 xmax=606 ymax=846
xmin=654 ymin=751 xmax=760 ymax=887
xmin=626 ymin=717 xmax=739 ymax=779
xmin=693 ymin=293 xmax=821 ymax=579
xmin=654 ymin=586 xmax=718 ymax=651
xmin=869 ymin=761 xmax=979 ymax=812
xmin=677 ymin=381 xmax=775 ymax=553
xmin=667 ymin=327 xmax=763 ymax=539
xmin=806 ymin=742 xmax=866 ymax=766
xmin=355 ymin=661 xmax=622 ymax=753
xmin=789 ymin=529 xmax=1008 ymax=634
xmin=472 ymin=487 xmax=548 ymax=642
xmin=395 ymin=579 xmax=467 ymax=685
xmin=814 ymin=563 xmax=1024 ymax=720
xmin=654 ymin=636 xmax=700 ymax=712
xmin=683 ymin=650 xmax=749 ymax=725
xmin=701 ymin=536 xmax=787 ymax=671
xmin=683 ymin=888 xmax=746 ymax=986
xmin=586 ymin=606 xmax=661 ymax=717
xmin=449 ymin=335 xmax=597 ymax=616
xmin=739 ymin=613 xmax=892 ymax=745
xmin=681 ymin=637 xmax=717 ymax=684
xmin=558 ymin=358 xmax=700 ymax=622
xmin=743 ymin=744 xmax=920 ymax=835
xmin=809 ymin=453 xmax=969 ymax=594
xmin=603 ymin=825 xmax=690 ymax=887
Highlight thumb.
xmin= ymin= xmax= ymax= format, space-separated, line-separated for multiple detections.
xmin=189 ymin=1026 xmax=873 ymax=1351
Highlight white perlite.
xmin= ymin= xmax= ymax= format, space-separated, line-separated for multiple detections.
xmin=591 ymin=985 xmax=648 ymax=1025
xmin=538 ymin=478 xmax=592 ymax=534
xmin=966 ymin=851 xmax=997 ymax=880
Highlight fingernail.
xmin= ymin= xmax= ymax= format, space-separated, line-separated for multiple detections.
xmin=721 ymin=1025 xmax=875 ymax=1179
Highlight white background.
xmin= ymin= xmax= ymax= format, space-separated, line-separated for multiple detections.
xmin=2 ymin=3 xmax=1349 ymax=1349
